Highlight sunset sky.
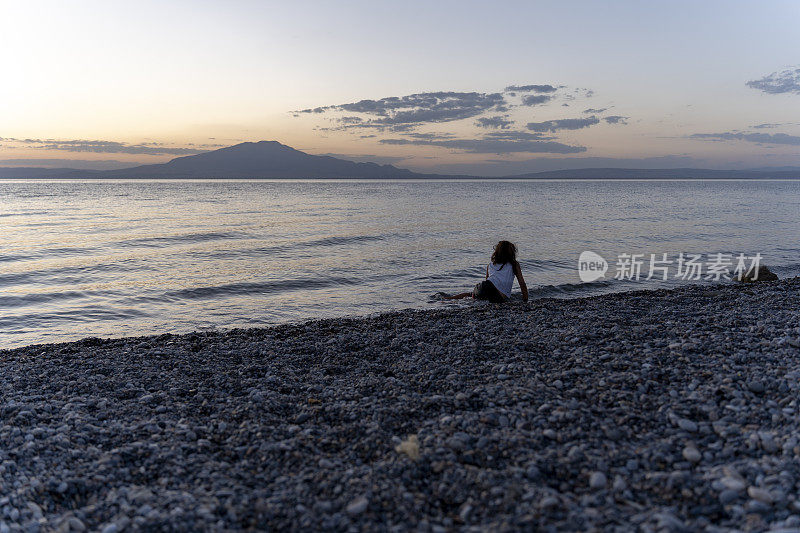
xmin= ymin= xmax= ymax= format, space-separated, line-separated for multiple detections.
xmin=2 ymin=0 xmax=799 ymax=175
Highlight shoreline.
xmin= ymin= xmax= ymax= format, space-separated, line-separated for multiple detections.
xmin=4 ymin=177 xmax=800 ymax=182
xmin=0 ymin=279 xmax=767 ymax=353
xmin=1 ymin=279 xmax=800 ymax=530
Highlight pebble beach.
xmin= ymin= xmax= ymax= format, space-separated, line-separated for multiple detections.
xmin=2 ymin=278 xmax=800 ymax=532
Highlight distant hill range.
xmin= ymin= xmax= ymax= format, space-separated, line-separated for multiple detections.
xmin=1 ymin=141 xmax=799 ymax=179
xmin=504 ymin=167 xmax=800 ymax=179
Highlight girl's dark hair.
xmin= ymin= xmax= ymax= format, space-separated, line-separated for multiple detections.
xmin=491 ymin=241 xmax=517 ymax=267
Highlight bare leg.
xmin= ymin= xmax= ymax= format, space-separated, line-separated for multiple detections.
xmin=444 ymin=292 xmax=473 ymax=300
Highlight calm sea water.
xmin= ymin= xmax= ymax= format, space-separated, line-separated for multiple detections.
xmin=2 ymin=179 xmax=800 ymax=349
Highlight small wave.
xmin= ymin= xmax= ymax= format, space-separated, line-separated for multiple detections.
xmin=161 ymin=276 xmax=360 ymax=301
xmin=0 ymin=259 xmax=155 ymax=287
xmin=257 ymin=233 xmax=387 ymax=253
xmin=0 ymin=306 xmax=150 ymax=331
xmin=0 ymin=210 xmax=53 ymax=218
xmin=428 ymin=291 xmax=452 ymax=302
xmin=0 ymin=253 xmax=34 ymax=263
xmin=301 ymin=235 xmax=385 ymax=247
xmin=0 ymin=246 xmax=93 ymax=264
xmin=417 ymin=267 xmax=484 ymax=283
xmin=0 ymin=290 xmax=111 ymax=309
xmin=185 ymin=234 xmax=387 ymax=259
xmin=529 ymin=277 xmax=632 ymax=298
xmin=116 ymin=231 xmax=244 ymax=248
xmin=520 ymin=258 xmax=574 ymax=271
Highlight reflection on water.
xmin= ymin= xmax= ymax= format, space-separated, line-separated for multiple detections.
xmin=1 ymin=179 xmax=799 ymax=348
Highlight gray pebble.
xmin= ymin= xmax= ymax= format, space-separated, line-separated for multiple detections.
xmin=589 ymin=472 xmax=607 ymax=489
xmin=682 ymin=446 xmax=701 ymax=463
xmin=346 ymin=496 xmax=369 ymax=516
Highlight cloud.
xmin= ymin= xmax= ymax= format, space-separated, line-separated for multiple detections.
xmin=0 ymin=158 xmax=135 ymax=170
xmin=4 ymin=137 xmax=208 ymax=155
xmin=482 ymin=130 xmax=555 ymax=141
xmin=526 ymin=116 xmax=600 ymax=132
xmin=603 ymin=115 xmax=628 ymax=125
xmin=297 ymin=91 xmax=506 ymax=128
xmin=40 ymin=141 xmax=205 ymax=155
xmin=690 ymin=131 xmax=800 ymax=146
xmin=520 ymin=94 xmax=552 ymax=106
xmin=379 ymin=136 xmax=585 ymax=154
xmin=405 ymin=132 xmax=457 ymax=140
xmin=504 ymin=84 xmax=557 ymax=93
xmin=752 ymin=122 xmax=799 ymax=129
xmin=316 ymin=153 xmax=409 ymax=165
xmin=294 ymin=83 xmax=584 ymax=132
xmin=475 ymin=116 xmax=513 ymax=129
xmin=746 ymin=67 xmax=800 ymax=94
xmin=583 ymin=107 xmax=608 ymax=114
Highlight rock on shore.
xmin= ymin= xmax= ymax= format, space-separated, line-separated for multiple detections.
xmin=1 ymin=278 xmax=800 ymax=531
xmin=733 ymin=265 xmax=779 ymax=282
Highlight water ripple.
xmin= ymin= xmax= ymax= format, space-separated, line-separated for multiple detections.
xmin=160 ymin=277 xmax=361 ymax=301
xmin=116 ymin=231 xmax=245 ymax=248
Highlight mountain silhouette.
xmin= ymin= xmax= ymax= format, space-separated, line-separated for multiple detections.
xmin=104 ymin=141 xmax=416 ymax=179
xmin=1 ymin=141 xmax=799 ymax=179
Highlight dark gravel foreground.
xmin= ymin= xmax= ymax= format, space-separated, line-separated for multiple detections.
xmin=2 ymin=280 xmax=800 ymax=532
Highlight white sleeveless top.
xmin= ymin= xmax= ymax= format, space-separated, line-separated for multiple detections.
xmin=487 ymin=261 xmax=515 ymax=297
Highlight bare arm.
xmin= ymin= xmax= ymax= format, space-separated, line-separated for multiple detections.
xmin=514 ymin=261 xmax=528 ymax=302
xmin=485 ymin=264 xmax=489 ymax=280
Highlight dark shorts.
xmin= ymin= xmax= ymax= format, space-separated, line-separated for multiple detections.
xmin=473 ymin=280 xmax=508 ymax=303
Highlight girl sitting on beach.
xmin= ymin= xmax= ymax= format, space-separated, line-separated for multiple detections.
xmin=445 ymin=241 xmax=528 ymax=303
